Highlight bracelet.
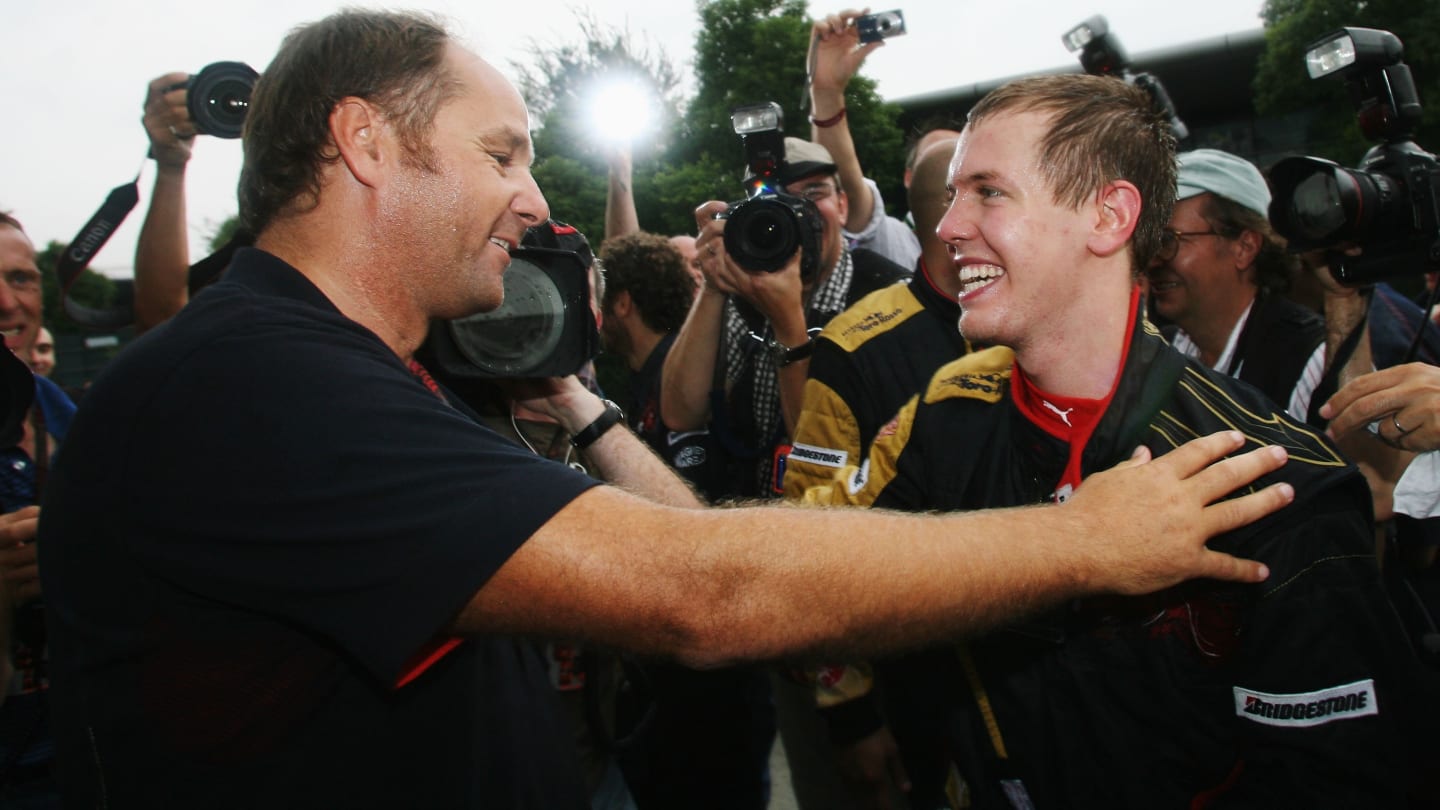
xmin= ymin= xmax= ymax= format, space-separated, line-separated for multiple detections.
xmin=809 ymin=108 xmax=847 ymax=128
xmin=570 ymin=399 xmax=625 ymax=449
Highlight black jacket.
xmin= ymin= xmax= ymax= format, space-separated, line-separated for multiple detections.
xmin=819 ymin=315 xmax=1436 ymax=808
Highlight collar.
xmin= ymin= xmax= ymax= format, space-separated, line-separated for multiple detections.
xmin=808 ymin=248 xmax=854 ymax=321
xmin=1011 ymin=285 xmax=1143 ymax=496
xmin=1171 ymin=298 xmax=1255 ymax=375
xmin=912 ymin=257 xmax=961 ymax=323
xmin=216 ymin=247 xmax=345 ymax=316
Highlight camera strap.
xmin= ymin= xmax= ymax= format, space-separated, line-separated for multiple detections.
xmin=54 ymin=173 xmax=140 ymax=329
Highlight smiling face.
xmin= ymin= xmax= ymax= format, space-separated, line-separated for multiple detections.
xmin=0 ymin=225 xmax=42 ymax=357
xmin=387 ymin=45 xmax=549 ymax=320
xmin=1147 ymin=194 xmax=1255 ymax=334
xmin=937 ymin=111 xmax=1097 ymax=352
xmin=30 ymin=326 xmax=54 ymax=377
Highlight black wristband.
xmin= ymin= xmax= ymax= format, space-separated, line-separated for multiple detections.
xmin=779 ymin=339 xmax=814 ymax=367
xmin=571 ymin=399 xmax=625 ymax=449
xmin=763 ymin=327 xmax=823 ymax=368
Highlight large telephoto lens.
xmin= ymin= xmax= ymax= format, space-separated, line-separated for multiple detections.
xmin=1269 ymin=155 xmax=1402 ymax=250
xmin=447 ymin=257 xmax=567 ymax=377
xmin=189 ymin=61 xmax=259 ymax=140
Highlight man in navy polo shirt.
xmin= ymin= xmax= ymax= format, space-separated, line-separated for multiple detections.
xmin=38 ymin=10 xmax=1297 ymax=808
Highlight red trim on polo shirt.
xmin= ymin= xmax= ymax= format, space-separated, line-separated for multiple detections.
xmin=395 ymin=357 xmax=464 ymax=688
xmin=395 ymin=637 xmax=465 ymax=688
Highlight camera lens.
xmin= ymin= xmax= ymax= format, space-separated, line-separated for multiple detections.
xmin=1286 ymin=170 xmax=1349 ymax=243
xmin=448 ymin=257 xmax=566 ymax=376
xmin=725 ymin=197 xmax=801 ymax=272
xmin=188 ymin=61 xmax=259 ymax=140
xmin=1269 ymin=155 xmax=1403 ymax=248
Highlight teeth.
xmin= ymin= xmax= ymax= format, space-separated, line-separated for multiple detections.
xmin=489 ymin=237 xmax=511 ymax=251
xmin=959 ymin=264 xmax=1003 ymax=297
xmin=0 ymin=327 xmax=20 ymax=338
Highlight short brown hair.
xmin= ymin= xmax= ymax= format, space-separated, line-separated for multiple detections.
xmin=599 ymin=232 xmax=696 ymax=334
xmin=0 ymin=212 xmax=23 ymax=233
xmin=968 ymin=74 xmax=1177 ymax=273
xmin=238 ymin=10 xmax=462 ymax=235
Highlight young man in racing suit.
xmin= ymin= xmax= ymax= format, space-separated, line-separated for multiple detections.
xmin=800 ymin=74 xmax=1436 ymax=808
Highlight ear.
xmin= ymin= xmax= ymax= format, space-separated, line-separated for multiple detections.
xmin=610 ymin=289 xmax=634 ymax=319
xmin=1087 ymin=180 xmax=1141 ymax=259
xmin=1231 ymin=228 xmax=1262 ymax=273
xmin=330 ymin=98 xmax=389 ymax=189
xmin=835 ymin=186 xmax=850 ymax=223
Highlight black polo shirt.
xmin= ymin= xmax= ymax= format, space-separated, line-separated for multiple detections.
xmin=40 ymin=248 xmax=597 ymax=807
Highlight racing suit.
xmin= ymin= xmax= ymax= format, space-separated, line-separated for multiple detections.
xmin=802 ymin=299 xmax=1433 ymax=808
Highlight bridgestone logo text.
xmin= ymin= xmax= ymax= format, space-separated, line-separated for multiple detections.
xmin=1233 ymin=679 xmax=1377 ymax=728
xmin=789 ymin=443 xmax=847 ymax=469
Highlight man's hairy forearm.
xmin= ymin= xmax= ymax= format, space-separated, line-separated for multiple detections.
xmin=458 ymin=435 xmax=1287 ymax=668
xmin=582 ymin=425 xmax=702 ymax=509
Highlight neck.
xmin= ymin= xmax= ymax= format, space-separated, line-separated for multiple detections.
xmin=920 ymin=246 xmax=961 ymax=302
xmin=1014 ymin=275 xmax=1137 ymax=400
xmin=256 ymin=219 xmax=428 ymax=360
xmin=1182 ymin=288 xmax=1257 ymax=367
xmin=626 ymin=326 xmax=665 ymax=372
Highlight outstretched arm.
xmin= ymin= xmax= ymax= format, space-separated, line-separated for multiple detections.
xmin=456 ymin=431 xmax=1287 ymax=668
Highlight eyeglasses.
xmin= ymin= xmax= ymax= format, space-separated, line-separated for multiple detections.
xmin=793 ymin=183 xmax=837 ymax=203
xmin=1154 ymin=228 xmax=1225 ymax=263
xmin=2 ymin=269 xmax=40 ymax=294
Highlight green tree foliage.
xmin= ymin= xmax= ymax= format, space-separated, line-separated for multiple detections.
xmin=517 ymin=0 xmax=908 ymax=243
xmin=1255 ymin=0 xmax=1440 ymax=163
xmin=209 ymin=215 xmax=242 ymax=252
xmin=35 ymin=241 xmax=119 ymax=334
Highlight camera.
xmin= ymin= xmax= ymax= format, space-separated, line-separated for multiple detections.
xmin=1268 ymin=27 xmax=1439 ymax=284
xmin=174 ymin=61 xmax=259 ymax=139
xmin=857 ymin=10 xmax=906 ymax=44
xmin=1063 ymin=15 xmax=1189 ymax=141
xmin=720 ymin=102 xmax=826 ymax=283
xmin=420 ymin=220 xmax=599 ymax=380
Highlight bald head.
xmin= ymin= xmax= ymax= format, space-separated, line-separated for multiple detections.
xmin=905 ymin=128 xmax=962 ymax=189
xmin=907 ymin=137 xmax=959 ymax=241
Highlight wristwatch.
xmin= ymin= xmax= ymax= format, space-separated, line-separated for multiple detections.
xmin=764 ymin=333 xmax=819 ymax=368
xmin=570 ymin=399 xmax=625 ymax=449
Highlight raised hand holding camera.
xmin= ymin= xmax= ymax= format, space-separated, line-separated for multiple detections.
xmin=143 ymin=72 xmax=198 ymax=168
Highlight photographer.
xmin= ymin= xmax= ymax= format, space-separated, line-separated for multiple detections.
xmin=1146 ymin=149 xmax=1326 ymax=423
xmin=661 ymin=139 xmax=909 ymax=499
xmin=806 ymin=8 xmax=920 ymax=268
